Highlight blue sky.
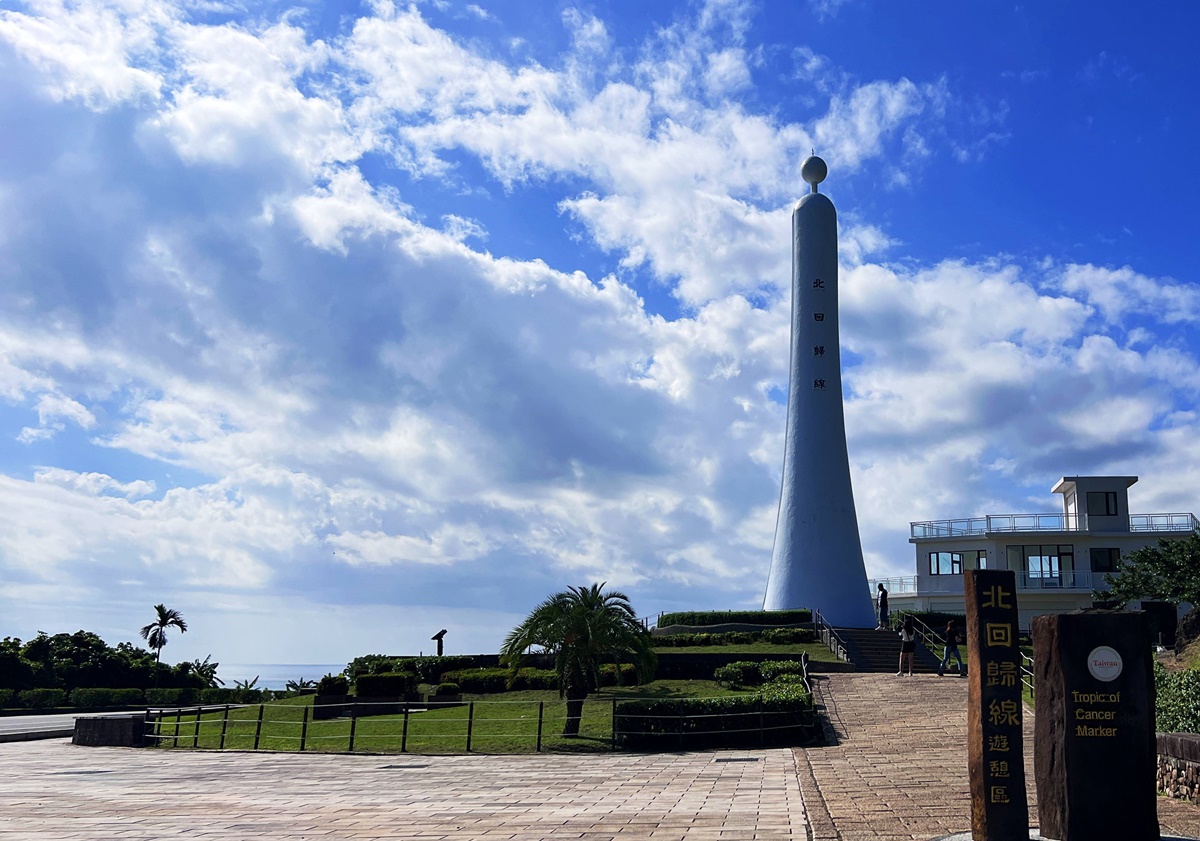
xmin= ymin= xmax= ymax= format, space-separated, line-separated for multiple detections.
xmin=1 ymin=0 xmax=1199 ymax=675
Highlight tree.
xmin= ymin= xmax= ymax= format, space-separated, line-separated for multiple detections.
xmin=139 ymin=604 xmax=188 ymax=686
xmin=500 ymin=583 xmax=656 ymax=737
xmin=1095 ymin=532 xmax=1200 ymax=608
xmin=189 ymin=655 xmax=224 ymax=688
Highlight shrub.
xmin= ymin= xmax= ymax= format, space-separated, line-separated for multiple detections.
xmin=599 ymin=663 xmax=640 ymax=686
xmin=145 ymin=688 xmax=197 ymax=706
xmin=69 ymin=687 xmax=144 ymax=708
xmin=442 ymin=668 xmax=509 ymax=694
xmin=615 ymin=685 xmax=813 ymax=750
xmin=17 ymin=688 xmax=68 ymax=708
xmin=762 ymin=628 xmax=816 ymax=644
xmin=713 ymin=661 xmax=762 ymax=687
xmin=0 ymin=689 xmax=13 ymax=708
xmin=759 ymin=660 xmax=806 ymax=681
xmin=355 ymin=672 xmax=416 ymax=696
xmin=316 ymin=674 xmax=350 ymax=695
xmin=435 ymin=682 xmax=460 ymax=696
xmin=1155 ymin=662 xmax=1200 ymax=733
xmin=515 ymin=668 xmax=558 ymax=690
xmin=657 ymin=609 xmax=811 ymax=628
xmin=393 ymin=656 xmax=476 ymax=683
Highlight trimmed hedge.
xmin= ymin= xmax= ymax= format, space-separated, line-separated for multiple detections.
xmin=1156 ymin=662 xmax=1200 ymax=733
xmin=17 ymin=688 xmax=68 ymax=708
xmin=441 ymin=668 xmax=509 ymax=693
xmin=145 ymin=688 xmax=198 ymax=706
xmin=599 ymin=663 xmax=640 ymax=686
xmin=615 ymin=684 xmax=814 ymax=750
xmin=69 ymin=687 xmax=145 ymax=708
xmin=355 ymin=672 xmax=416 ymax=696
xmin=658 ymin=609 xmax=811 ymax=628
xmin=0 ymin=689 xmax=13 ymax=708
xmin=713 ymin=661 xmax=761 ymax=687
xmin=393 ymin=656 xmax=476 ymax=683
xmin=653 ymin=628 xmax=816 ymax=647
xmin=759 ymin=660 xmax=806 ymax=681
xmin=435 ymin=682 xmax=460 ymax=696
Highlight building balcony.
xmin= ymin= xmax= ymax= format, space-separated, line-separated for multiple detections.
xmin=870 ymin=570 xmax=1111 ymax=596
xmin=909 ymin=512 xmax=1199 ymax=539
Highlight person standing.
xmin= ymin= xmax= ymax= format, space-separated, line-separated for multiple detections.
xmin=876 ymin=583 xmax=889 ymax=630
xmin=897 ymin=615 xmax=917 ymax=676
xmin=938 ymin=618 xmax=965 ymax=676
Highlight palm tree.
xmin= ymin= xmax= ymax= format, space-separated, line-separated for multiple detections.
xmin=139 ymin=604 xmax=187 ymax=687
xmin=233 ymin=676 xmax=260 ymax=690
xmin=500 ymin=583 xmax=655 ymax=736
xmin=190 ymin=655 xmax=224 ymax=688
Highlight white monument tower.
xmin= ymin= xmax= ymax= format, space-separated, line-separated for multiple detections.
xmin=763 ymin=155 xmax=875 ymax=627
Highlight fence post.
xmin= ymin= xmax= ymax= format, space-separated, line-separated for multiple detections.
xmin=253 ymin=704 xmax=264 ymax=750
xmin=401 ymin=705 xmax=410 ymax=753
xmin=610 ymin=698 xmax=617 ymax=751
xmin=677 ymin=700 xmax=684 ymax=751
xmin=348 ymin=702 xmax=358 ymax=752
xmin=299 ymin=704 xmax=310 ymax=751
xmin=219 ymin=705 xmax=229 ymax=750
xmin=193 ymin=707 xmax=202 ymax=748
xmin=536 ymin=701 xmax=544 ymax=752
xmin=173 ymin=708 xmax=182 ymax=748
xmin=758 ymin=695 xmax=765 ymax=747
xmin=466 ymin=701 xmax=475 ymax=752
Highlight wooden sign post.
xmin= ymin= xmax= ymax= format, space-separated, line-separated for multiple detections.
xmin=964 ymin=569 xmax=1029 ymax=841
xmin=1033 ymin=610 xmax=1159 ymax=840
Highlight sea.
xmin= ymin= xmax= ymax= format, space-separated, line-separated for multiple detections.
xmin=215 ymin=664 xmax=348 ymax=690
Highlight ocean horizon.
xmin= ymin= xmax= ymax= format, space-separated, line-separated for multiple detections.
xmin=215 ymin=663 xmax=347 ymax=690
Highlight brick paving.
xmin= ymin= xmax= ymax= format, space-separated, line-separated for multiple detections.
xmin=0 ymin=741 xmax=804 ymax=840
xmin=3 ymin=676 xmax=1200 ymax=840
xmin=796 ymin=672 xmax=1200 ymax=840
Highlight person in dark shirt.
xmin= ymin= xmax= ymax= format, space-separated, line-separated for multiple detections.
xmin=876 ymin=583 xmax=889 ymax=630
xmin=938 ymin=619 xmax=965 ymax=676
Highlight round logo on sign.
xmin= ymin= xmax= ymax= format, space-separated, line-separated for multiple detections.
xmin=1087 ymin=646 xmax=1123 ymax=682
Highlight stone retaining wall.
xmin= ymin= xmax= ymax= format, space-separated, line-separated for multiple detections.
xmin=1157 ymin=733 xmax=1200 ymax=804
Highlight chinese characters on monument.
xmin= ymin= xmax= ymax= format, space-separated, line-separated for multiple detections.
xmin=964 ymin=569 xmax=1029 ymax=841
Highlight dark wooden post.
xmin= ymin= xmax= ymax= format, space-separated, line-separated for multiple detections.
xmin=536 ymin=701 xmax=544 ymax=752
xmin=193 ymin=707 xmax=202 ymax=748
xmin=611 ymin=698 xmax=618 ymax=751
xmin=466 ymin=701 xmax=475 ymax=752
xmin=401 ymin=705 xmax=410 ymax=753
xmin=348 ymin=701 xmax=358 ymax=752
xmin=253 ymin=704 xmax=264 ymax=750
xmin=964 ymin=569 xmax=1029 ymax=840
xmin=1033 ymin=610 xmax=1159 ymax=840
xmin=219 ymin=705 xmax=229 ymax=750
xmin=173 ymin=708 xmax=182 ymax=748
xmin=299 ymin=703 xmax=309 ymax=751
xmin=758 ymin=695 xmax=765 ymax=747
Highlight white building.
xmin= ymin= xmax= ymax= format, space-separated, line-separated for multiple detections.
xmin=871 ymin=476 xmax=1198 ymax=639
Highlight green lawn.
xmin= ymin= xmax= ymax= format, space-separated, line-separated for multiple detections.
xmin=149 ymin=680 xmax=767 ymax=755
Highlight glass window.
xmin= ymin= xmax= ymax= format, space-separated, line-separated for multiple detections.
xmin=1008 ymin=544 xmax=1073 ymax=581
xmin=929 ymin=551 xmax=963 ymax=575
xmin=1086 ymin=491 xmax=1118 ymax=517
xmin=1090 ymin=547 xmax=1120 ymax=573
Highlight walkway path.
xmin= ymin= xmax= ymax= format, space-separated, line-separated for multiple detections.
xmin=795 ymin=672 xmax=1200 ymax=840
xmin=0 ymin=740 xmax=804 ymax=840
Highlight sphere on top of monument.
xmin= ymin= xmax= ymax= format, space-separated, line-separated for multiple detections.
xmin=800 ymin=154 xmax=827 ymax=191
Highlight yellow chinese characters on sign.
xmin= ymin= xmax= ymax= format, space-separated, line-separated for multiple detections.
xmin=986 ymin=661 xmax=1020 ymax=687
xmin=982 ymin=585 xmax=1013 ymax=609
xmin=986 ymin=623 xmax=1013 ymax=648
xmin=988 ymin=698 xmax=1021 ymax=727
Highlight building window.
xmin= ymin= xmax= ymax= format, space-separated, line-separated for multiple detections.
xmin=1086 ymin=491 xmax=1118 ymax=517
xmin=929 ymin=551 xmax=963 ymax=575
xmin=1090 ymin=548 xmax=1120 ymax=573
xmin=1007 ymin=544 xmax=1074 ymax=583
xmin=970 ymin=550 xmax=988 ymax=570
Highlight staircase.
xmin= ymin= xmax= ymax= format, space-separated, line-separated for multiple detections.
xmin=836 ymin=627 xmax=944 ymax=674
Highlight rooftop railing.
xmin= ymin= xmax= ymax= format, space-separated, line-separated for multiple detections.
xmin=869 ymin=570 xmax=1111 ymax=595
xmin=910 ymin=512 xmax=1199 ymax=539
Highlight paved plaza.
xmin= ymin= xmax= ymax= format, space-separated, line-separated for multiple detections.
xmin=2 ymin=673 xmax=1200 ymax=840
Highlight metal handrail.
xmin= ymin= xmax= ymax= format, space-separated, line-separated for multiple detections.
xmin=912 ymin=512 xmax=1199 ymax=539
xmin=1020 ymin=651 xmax=1035 ymax=701
xmin=812 ymin=609 xmax=849 ymax=662
xmin=891 ymin=612 xmax=946 ymax=658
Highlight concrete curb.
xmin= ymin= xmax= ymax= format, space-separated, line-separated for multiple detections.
xmin=0 ymin=728 xmax=73 ymax=743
